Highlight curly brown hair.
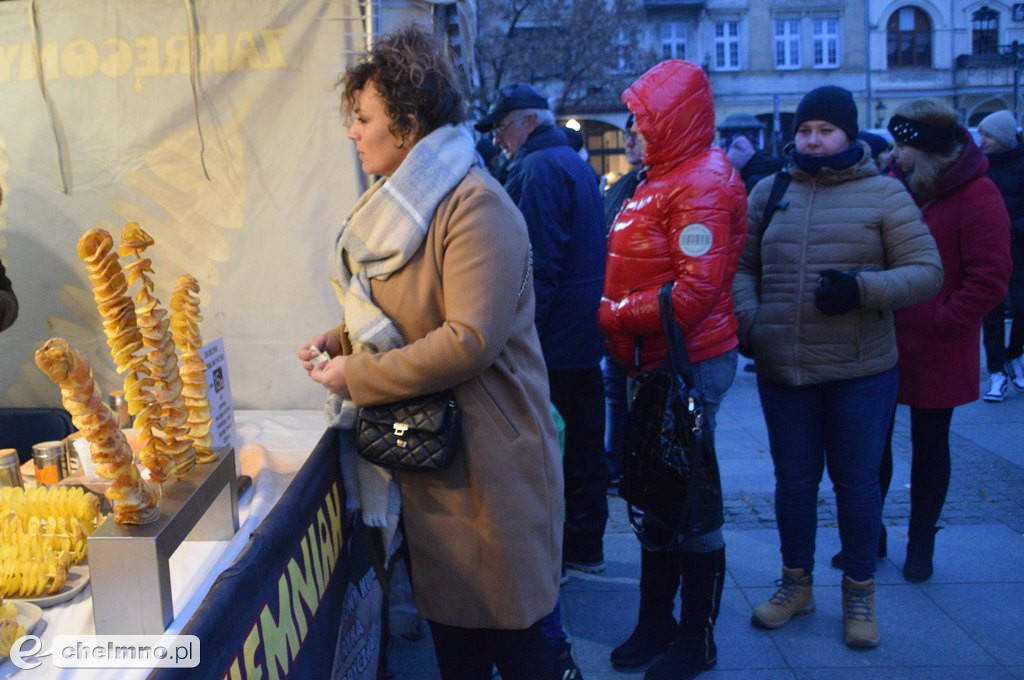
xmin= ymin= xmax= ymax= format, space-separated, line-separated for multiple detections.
xmin=339 ymin=25 xmax=465 ymax=144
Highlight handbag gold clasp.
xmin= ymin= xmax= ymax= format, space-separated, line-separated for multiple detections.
xmin=393 ymin=422 xmax=409 ymax=438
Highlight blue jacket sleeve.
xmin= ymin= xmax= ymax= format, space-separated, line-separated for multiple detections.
xmin=515 ymin=159 xmax=571 ymax=330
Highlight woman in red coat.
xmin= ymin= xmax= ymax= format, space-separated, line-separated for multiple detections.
xmin=599 ymin=59 xmax=747 ymax=680
xmin=887 ymin=100 xmax=1012 ymax=581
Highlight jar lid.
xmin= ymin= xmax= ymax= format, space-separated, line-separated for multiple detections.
xmin=0 ymin=448 xmax=18 ymax=463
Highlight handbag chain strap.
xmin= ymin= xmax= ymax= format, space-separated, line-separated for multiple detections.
xmin=518 ymin=249 xmax=533 ymax=299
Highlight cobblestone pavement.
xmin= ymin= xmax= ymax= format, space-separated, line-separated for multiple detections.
xmin=609 ymin=370 xmax=1024 ymax=534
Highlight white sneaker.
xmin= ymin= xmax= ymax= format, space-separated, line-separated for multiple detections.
xmin=1004 ymin=358 xmax=1024 ymax=391
xmin=984 ymin=372 xmax=1009 ymax=402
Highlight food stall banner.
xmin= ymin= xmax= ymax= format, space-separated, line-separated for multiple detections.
xmin=154 ymin=427 xmax=386 ymax=680
xmin=0 ymin=0 xmax=365 ymax=411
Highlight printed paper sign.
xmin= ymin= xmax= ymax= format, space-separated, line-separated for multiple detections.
xmin=201 ymin=337 xmax=238 ymax=454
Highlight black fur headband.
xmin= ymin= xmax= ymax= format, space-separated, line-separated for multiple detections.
xmin=887 ymin=114 xmax=957 ymax=153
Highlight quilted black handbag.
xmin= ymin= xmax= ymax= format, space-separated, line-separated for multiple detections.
xmin=618 ymin=282 xmax=724 ymax=550
xmin=356 ymin=391 xmax=462 ymax=473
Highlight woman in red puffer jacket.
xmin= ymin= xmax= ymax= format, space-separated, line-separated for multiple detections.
xmin=599 ymin=59 xmax=747 ymax=680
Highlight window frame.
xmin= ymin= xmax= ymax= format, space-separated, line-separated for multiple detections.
xmin=886 ymin=6 xmax=933 ymax=69
xmin=713 ymin=19 xmax=741 ymax=71
xmin=971 ymin=6 xmax=999 ymax=55
xmin=813 ymin=17 xmax=840 ymax=68
xmin=774 ymin=18 xmax=801 ymax=70
xmin=659 ymin=21 xmax=687 ymax=61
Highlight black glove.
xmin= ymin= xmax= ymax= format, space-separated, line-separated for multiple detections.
xmin=814 ymin=269 xmax=861 ymax=316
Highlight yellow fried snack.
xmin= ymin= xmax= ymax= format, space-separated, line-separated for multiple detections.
xmin=120 ymin=223 xmax=197 ymax=480
xmin=0 ymin=486 xmax=103 ymax=537
xmin=0 ymin=485 xmax=99 ymax=565
xmin=0 ymin=618 xmax=26 ymax=657
xmin=170 ymin=274 xmax=216 ymax=464
xmin=0 ymin=544 xmax=70 ymax=598
xmin=76 ymin=228 xmax=156 ymax=431
xmin=34 ymin=338 xmax=160 ymax=525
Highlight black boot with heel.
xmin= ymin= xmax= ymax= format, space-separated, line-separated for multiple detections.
xmin=904 ymin=526 xmax=941 ymax=582
xmin=610 ymin=548 xmax=680 ymax=669
xmin=644 ymin=548 xmax=725 ymax=680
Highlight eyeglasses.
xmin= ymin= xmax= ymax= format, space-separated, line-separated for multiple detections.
xmin=492 ymin=117 xmax=519 ymax=137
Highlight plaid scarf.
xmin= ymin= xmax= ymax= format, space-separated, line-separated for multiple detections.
xmin=326 ymin=124 xmax=475 ymax=530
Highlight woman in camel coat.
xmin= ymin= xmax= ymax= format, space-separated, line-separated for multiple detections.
xmin=298 ymin=27 xmax=563 ymax=679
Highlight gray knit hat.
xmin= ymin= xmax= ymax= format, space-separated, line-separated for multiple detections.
xmin=978 ymin=110 xmax=1019 ymax=150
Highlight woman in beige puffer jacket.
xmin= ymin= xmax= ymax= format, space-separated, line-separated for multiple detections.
xmin=733 ymin=142 xmax=943 ymax=383
xmin=731 ymin=85 xmax=942 ymax=652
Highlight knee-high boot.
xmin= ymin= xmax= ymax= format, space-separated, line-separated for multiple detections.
xmin=645 ymin=548 xmax=725 ymax=680
xmin=610 ymin=548 xmax=680 ymax=669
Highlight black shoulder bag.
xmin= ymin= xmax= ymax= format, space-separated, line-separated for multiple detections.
xmin=355 ymin=249 xmax=534 ymax=473
xmin=618 ymin=282 xmax=724 ymax=550
xmin=357 ymin=392 xmax=462 ymax=473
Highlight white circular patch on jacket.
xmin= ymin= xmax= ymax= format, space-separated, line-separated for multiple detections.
xmin=679 ymin=223 xmax=712 ymax=257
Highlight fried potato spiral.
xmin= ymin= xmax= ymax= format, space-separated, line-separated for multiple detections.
xmin=33 ymin=338 xmax=160 ymax=525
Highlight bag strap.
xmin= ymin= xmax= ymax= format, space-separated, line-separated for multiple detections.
xmin=758 ymin=170 xmax=792 ymax=239
xmin=657 ymin=282 xmax=695 ymax=390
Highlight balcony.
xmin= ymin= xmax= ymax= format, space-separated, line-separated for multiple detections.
xmin=643 ymin=0 xmax=705 ymax=7
xmin=954 ymin=45 xmax=1018 ymax=90
xmin=955 ymin=53 xmax=1014 ymax=69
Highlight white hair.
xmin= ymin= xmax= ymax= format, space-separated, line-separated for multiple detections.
xmin=516 ymin=107 xmax=555 ymax=127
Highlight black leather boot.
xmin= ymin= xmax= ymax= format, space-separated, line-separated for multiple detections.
xmin=611 ymin=548 xmax=680 ymax=669
xmin=645 ymin=548 xmax=725 ymax=680
xmin=904 ymin=526 xmax=940 ymax=582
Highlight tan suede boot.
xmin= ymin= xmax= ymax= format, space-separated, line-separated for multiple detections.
xmin=751 ymin=566 xmax=814 ymax=629
xmin=842 ymin=576 xmax=880 ymax=648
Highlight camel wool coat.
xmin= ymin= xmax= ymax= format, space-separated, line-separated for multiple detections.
xmin=340 ymin=167 xmax=563 ymax=630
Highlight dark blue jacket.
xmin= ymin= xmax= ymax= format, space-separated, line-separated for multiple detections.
xmin=985 ymin=141 xmax=1024 ymax=244
xmin=504 ymin=125 xmax=606 ymax=370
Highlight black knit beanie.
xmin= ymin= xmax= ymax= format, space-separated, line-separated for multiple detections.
xmin=793 ymin=86 xmax=859 ymax=142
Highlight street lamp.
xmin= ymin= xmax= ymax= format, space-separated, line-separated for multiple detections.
xmin=875 ymin=101 xmax=888 ymax=128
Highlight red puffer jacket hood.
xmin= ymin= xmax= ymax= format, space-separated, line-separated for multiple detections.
xmin=622 ymin=60 xmax=715 ymax=176
xmin=600 ymin=60 xmax=747 ymax=373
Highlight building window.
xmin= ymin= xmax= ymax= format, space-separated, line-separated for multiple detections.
xmin=972 ymin=6 xmax=999 ymax=55
xmin=774 ymin=19 xmax=800 ymax=69
xmin=886 ymin=6 xmax=932 ymax=68
xmin=813 ymin=18 xmax=839 ymax=67
xmin=659 ymin=22 xmax=686 ymax=60
xmin=714 ymin=20 xmax=740 ymax=70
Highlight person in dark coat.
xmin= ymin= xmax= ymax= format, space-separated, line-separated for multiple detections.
xmin=887 ymin=100 xmax=1012 ymax=582
xmin=0 ymin=188 xmax=16 ymax=333
xmin=600 ymin=113 xmax=642 ymax=485
xmin=977 ymin=110 xmax=1024 ymax=401
xmin=476 ymin=84 xmax=608 ymax=575
xmin=0 ymin=257 xmax=16 ymax=332
xmin=476 ymin=83 xmax=607 ymax=678
xmin=717 ymin=113 xmax=782 ymax=194
xmin=857 ymin=130 xmax=893 ymax=174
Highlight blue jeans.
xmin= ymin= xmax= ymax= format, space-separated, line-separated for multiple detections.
xmin=643 ymin=349 xmax=737 ymax=553
xmin=757 ymin=367 xmax=897 ymax=581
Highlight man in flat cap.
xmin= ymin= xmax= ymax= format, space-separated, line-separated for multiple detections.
xmin=477 ymin=84 xmax=609 ymax=580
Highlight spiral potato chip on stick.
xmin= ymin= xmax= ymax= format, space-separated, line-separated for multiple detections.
xmin=120 ymin=222 xmax=196 ymax=479
xmin=33 ymin=338 xmax=160 ymax=525
xmin=170 ymin=274 xmax=216 ymax=464
xmin=76 ymin=228 xmax=156 ymax=429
